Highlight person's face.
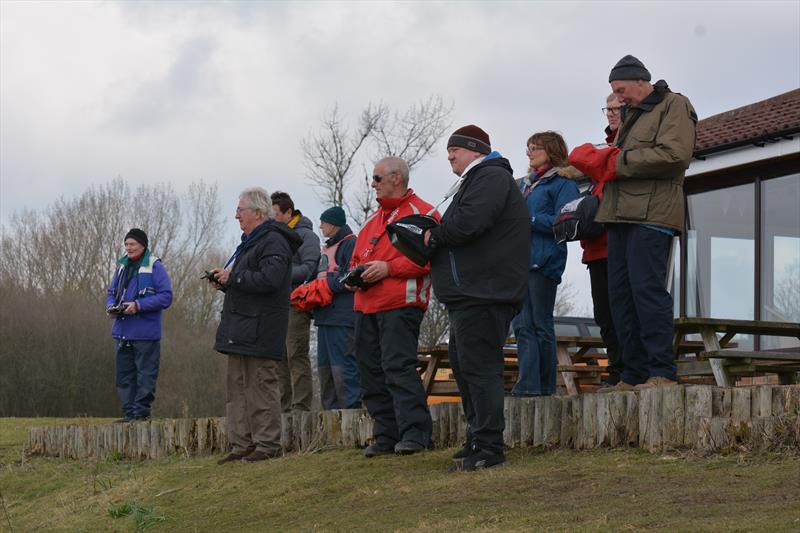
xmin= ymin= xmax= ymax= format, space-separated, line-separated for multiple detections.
xmin=236 ymin=197 xmax=262 ymax=234
xmin=371 ymin=163 xmax=403 ymax=199
xmin=447 ymin=146 xmax=481 ymax=177
xmin=526 ymin=142 xmax=549 ymax=170
xmin=271 ymin=205 xmax=292 ymax=223
xmin=604 ymin=99 xmax=623 ymax=130
xmin=319 ymin=221 xmax=337 ymax=238
xmin=610 ymin=79 xmax=650 ymax=108
xmin=124 ymin=238 xmax=145 ymax=260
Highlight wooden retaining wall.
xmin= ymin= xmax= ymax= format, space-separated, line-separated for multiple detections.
xmin=26 ymin=385 xmax=800 ymax=460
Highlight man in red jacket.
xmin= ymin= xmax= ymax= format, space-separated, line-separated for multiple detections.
xmin=582 ymin=94 xmax=623 ymax=386
xmin=348 ymin=156 xmax=440 ymax=458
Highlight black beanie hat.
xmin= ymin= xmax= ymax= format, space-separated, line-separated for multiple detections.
xmin=447 ymin=124 xmax=491 ymax=154
xmin=125 ymin=228 xmax=148 ymax=249
xmin=608 ymin=55 xmax=652 ymax=82
xmin=320 ymin=206 xmax=346 ymax=227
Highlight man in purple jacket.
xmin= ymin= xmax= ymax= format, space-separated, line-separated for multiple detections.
xmin=105 ymin=228 xmax=173 ymax=422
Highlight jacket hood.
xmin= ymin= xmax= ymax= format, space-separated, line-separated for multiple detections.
xmin=248 ymin=220 xmax=303 ymax=254
xmin=472 ymin=155 xmax=513 ymax=176
xmin=295 ymin=215 xmax=314 ymax=231
xmin=554 ymin=165 xmax=585 ymax=180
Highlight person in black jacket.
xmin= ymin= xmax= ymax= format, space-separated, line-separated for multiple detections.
xmin=211 ymin=187 xmax=302 ymax=464
xmin=425 ymin=125 xmax=530 ymax=471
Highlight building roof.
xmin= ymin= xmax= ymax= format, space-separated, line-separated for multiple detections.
xmin=694 ymin=88 xmax=800 ymax=157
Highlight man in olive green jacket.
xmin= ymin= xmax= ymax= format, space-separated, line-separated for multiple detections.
xmin=596 ymin=55 xmax=697 ymax=391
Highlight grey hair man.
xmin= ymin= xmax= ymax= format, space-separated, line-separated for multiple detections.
xmin=212 ymin=187 xmax=303 ymax=464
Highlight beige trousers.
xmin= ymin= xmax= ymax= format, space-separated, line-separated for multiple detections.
xmin=226 ymin=355 xmax=282 ymax=455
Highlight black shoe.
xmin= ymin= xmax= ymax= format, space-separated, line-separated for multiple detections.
xmin=364 ymin=443 xmax=395 ymax=458
xmin=450 ymin=448 xmax=508 ymax=472
xmin=217 ymin=452 xmax=248 ymax=465
xmin=241 ymin=449 xmax=282 ymax=462
xmin=394 ymin=440 xmax=425 ymax=455
xmin=452 ymin=442 xmax=473 ymax=460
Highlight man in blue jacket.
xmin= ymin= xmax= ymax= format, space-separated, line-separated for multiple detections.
xmin=314 ymin=206 xmax=361 ymax=410
xmin=105 ymin=228 xmax=173 ymax=422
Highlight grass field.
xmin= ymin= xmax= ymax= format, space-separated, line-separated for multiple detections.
xmin=1 ymin=418 xmax=799 ymax=532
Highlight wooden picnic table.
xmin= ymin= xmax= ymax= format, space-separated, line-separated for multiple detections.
xmin=673 ymin=317 xmax=800 ymax=386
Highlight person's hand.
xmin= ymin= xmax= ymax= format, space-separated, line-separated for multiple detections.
xmin=343 ymin=282 xmax=357 ymax=292
xmin=106 ymin=308 xmax=118 ymax=319
xmin=211 ymin=268 xmax=229 ymax=289
xmin=361 ymin=261 xmax=389 ymax=284
xmin=122 ymin=301 xmax=138 ymax=315
xmin=424 ymin=230 xmax=431 ymax=246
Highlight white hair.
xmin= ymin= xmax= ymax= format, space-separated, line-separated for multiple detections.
xmin=239 ymin=187 xmax=273 ymax=219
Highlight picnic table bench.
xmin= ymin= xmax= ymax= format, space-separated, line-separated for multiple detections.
xmin=673 ymin=318 xmax=800 ymax=386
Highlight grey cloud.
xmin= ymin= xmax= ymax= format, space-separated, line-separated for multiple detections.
xmin=104 ymin=37 xmax=217 ymax=131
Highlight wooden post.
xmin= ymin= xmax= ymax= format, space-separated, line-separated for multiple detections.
xmin=684 ymin=385 xmax=712 ymax=447
xmin=519 ymin=397 xmax=536 ymax=447
xmin=661 ymin=386 xmax=685 ymax=448
xmin=503 ymin=396 xmax=521 ymax=448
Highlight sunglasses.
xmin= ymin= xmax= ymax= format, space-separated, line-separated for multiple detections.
xmin=372 ymin=175 xmax=383 ymax=182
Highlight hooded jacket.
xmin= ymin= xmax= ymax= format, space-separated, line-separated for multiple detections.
xmin=350 ymin=189 xmax=439 ymax=314
xmin=595 ymin=80 xmax=697 ymax=232
xmin=429 ymin=155 xmax=530 ymax=308
xmin=288 ymin=213 xmax=322 ymax=288
xmin=313 ymin=224 xmax=356 ymax=327
xmin=214 ymin=221 xmax=302 ymax=360
xmin=518 ymin=166 xmax=580 ymax=283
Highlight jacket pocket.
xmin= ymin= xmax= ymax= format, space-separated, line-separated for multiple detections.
xmin=228 ymin=309 xmax=259 ymax=345
xmin=615 ymin=180 xmax=655 ymax=221
xmin=449 ymin=251 xmax=461 ymax=287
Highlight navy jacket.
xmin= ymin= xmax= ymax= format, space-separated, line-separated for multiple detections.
xmin=313 ymin=225 xmax=356 ymax=328
xmin=214 ymin=221 xmax=302 ymax=360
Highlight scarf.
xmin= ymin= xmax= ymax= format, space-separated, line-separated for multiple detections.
xmin=113 ymin=249 xmax=158 ymax=305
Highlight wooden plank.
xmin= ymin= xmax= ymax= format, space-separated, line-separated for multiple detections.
xmin=503 ymin=396 xmax=521 ymax=448
xmin=700 ymin=326 xmax=733 ymax=387
xmin=556 ymin=365 xmax=604 ymax=373
xmin=556 ymin=344 xmax=579 ymax=396
xmin=701 ymin=350 xmax=800 ymax=362
xmin=662 ymin=386 xmax=685 ymax=448
xmin=684 ymin=385 xmax=713 ymax=447
xmin=674 ymin=317 xmax=800 ymax=337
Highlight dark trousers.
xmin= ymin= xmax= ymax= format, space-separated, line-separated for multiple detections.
xmin=318 ymin=325 xmax=362 ymax=410
xmin=115 ymin=339 xmax=160 ymax=419
xmin=355 ymin=307 xmax=431 ymax=447
xmin=587 ymin=258 xmax=622 ymax=384
xmin=449 ymin=303 xmax=517 ymax=454
xmin=607 ymin=224 xmax=677 ymax=385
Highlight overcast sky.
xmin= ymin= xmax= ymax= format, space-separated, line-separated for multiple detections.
xmin=2 ymin=0 xmax=799 ymax=313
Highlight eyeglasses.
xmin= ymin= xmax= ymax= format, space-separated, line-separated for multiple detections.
xmin=602 ymin=107 xmax=623 ymax=115
xmin=526 ymin=146 xmax=545 ymax=156
xmin=372 ymin=175 xmax=383 ymax=182
xmin=236 ymin=206 xmax=255 ymax=214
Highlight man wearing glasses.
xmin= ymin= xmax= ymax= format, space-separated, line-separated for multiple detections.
xmin=580 ymin=94 xmax=625 ymax=388
xmin=575 ymin=55 xmax=697 ymax=392
xmin=348 ymin=157 xmax=440 ymax=458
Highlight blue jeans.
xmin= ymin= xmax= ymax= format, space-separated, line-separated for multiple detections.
xmin=115 ymin=339 xmax=160 ymax=419
xmin=511 ymin=270 xmax=558 ymax=396
xmin=607 ymin=224 xmax=677 ymax=385
xmin=317 ymin=325 xmax=362 ymax=410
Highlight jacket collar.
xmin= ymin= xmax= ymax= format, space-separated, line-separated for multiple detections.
xmin=377 ymin=189 xmax=415 ymax=211
xmin=326 ymin=224 xmax=353 ymax=246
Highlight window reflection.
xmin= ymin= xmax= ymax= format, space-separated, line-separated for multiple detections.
xmin=761 ymin=174 xmax=800 ymax=349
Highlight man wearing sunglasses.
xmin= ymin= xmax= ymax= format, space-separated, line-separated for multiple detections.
xmin=348 ymin=157 xmax=440 ymax=458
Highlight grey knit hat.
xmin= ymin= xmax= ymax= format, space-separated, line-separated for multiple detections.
xmin=608 ymin=55 xmax=652 ymax=82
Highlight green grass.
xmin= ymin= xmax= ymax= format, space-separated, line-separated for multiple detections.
xmin=2 ymin=418 xmax=800 ymax=532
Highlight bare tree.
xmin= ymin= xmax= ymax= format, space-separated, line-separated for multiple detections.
xmin=554 ymin=280 xmax=578 ymax=317
xmin=302 ymin=96 xmax=453 ymax=226
xmin=419 ymin=292 xmax=449 ymax=348
xmin=301 ymin=103 xmax=387 ymax=207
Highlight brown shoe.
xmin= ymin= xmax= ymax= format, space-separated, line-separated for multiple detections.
xmin=634 ymin=377 xmax=678 ymax=391
xmin=217 ymin=452 xmax=249 ymax=465
xmin=241 ymin=449 xmax=282 ymax=462
xmin=597 ymin=381 xmax=635 ymax=394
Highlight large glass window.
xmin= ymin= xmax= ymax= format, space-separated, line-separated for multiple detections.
xmin=761 ymin=173 xmax=800 ymax=349
xmin=686 ymin=183 xmax=755 ymax=349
